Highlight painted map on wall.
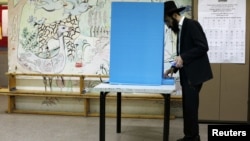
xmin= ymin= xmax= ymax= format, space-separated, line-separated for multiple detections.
xmin=8 ymin=0 xmax=192 ymax=75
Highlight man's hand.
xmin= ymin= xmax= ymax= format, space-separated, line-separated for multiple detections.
xmin=164 ymin=68 xmax=174 ymax=78
xmin=175 ymin=56 xmax=183 ymax=68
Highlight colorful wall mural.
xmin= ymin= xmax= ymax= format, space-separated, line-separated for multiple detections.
xmin=8 ymin=0 xmax=191 ymax=75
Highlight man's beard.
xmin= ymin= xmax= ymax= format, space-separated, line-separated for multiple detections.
xmin=170 ymin=18 xmax=179 ymax=34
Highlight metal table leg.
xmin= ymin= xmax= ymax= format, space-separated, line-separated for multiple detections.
xmin=163 ymin=94 xmax=170 ymax=141
xmin=100 ymin=91 xmax=108 ymax=141
xmin=117 ymin=92 xmax=121 ymax=133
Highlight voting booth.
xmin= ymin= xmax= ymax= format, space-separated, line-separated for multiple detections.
xmin=109 ymin=2 xmax=173 ymax=85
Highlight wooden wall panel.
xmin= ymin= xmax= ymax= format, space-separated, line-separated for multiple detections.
xmin=219 ymin=0 xmax=249 ymax=122
xmin=194 ymin=0 xmax=249 ymax=122
xmin=199 ymin=65 xmax=220 ymax=121
xmin=220 ymin=1 xmax=250 ymax=121
xmin=220 ymin=64 xmax=249 ymax=121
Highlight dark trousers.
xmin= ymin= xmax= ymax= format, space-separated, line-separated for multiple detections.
xmin=180 ymin=73 xmax=203 ymax=138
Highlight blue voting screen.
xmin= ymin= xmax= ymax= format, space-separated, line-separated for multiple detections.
xmin=109 ymin=2 xmax=165 ymax=85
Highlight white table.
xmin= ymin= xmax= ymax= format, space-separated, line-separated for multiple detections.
xmin=91 ymin=83 xmax=176 ymax=141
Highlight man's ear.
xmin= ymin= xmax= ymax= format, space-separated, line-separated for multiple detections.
xmin=172 ymin=13 xmax=178 ymax=19
xmin=172 ymin=13 xmax=181 ymax=21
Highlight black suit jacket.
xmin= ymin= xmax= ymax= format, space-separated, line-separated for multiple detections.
xmin=174 ymin=18 xmax=213 ymax=85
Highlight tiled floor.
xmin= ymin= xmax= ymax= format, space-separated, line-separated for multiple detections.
xmin=0 ymin=95 xmax=208 ymax=141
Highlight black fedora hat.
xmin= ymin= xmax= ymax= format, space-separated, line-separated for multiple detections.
xmin=164 ymin=1 xmax=185 ymax=15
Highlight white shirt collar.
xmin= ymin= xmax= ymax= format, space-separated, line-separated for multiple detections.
xmin=179 ymin=16 xmax=185 ymax=28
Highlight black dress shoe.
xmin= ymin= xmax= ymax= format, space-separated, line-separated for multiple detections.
xmin=177 ymin=135 xmax=200 ymax=141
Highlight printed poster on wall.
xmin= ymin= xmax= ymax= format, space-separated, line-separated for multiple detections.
xmin=198 ymin=0 xmax=246 ymax=63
